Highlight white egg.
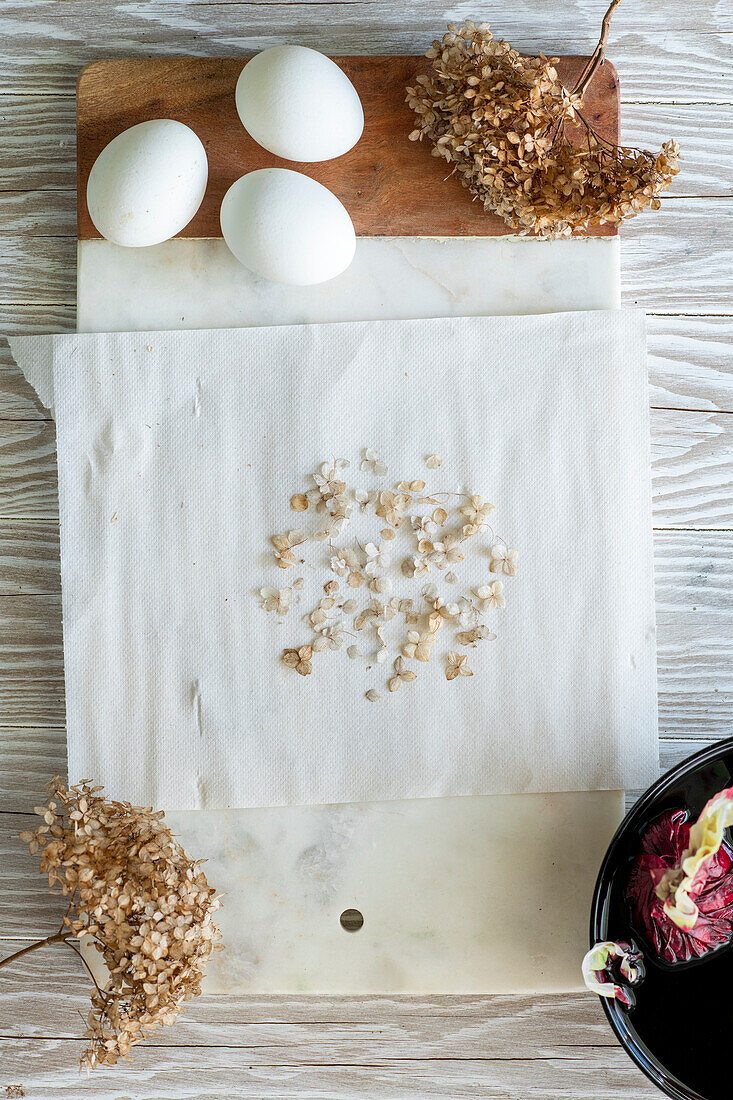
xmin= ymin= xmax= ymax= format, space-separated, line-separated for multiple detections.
xmin=86 ymin=120 xmax=208 ymax=247
xmin=220 ymin=169 xmax=356 ymax=286
xmin=235 ymin=45 xmax=364 ymax=162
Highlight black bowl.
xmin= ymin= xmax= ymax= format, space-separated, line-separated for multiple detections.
xmin=590 ymin=737 xmax=733 ymax=1100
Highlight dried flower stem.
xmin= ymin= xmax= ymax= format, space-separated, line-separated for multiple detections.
xmin=573 ymin=0 xmax=623 ymax=100
xmin=0 ymin=929 xmax=71 ymax=971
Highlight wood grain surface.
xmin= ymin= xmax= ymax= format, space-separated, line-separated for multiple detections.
xmin=76 ymin=55 xmax=619 ymax=239
xmin=0 ymin=1 xmax=731 ymax=1097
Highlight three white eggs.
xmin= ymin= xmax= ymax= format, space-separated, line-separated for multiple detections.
xmin=85 ymin=46 xmax=362 ymax=285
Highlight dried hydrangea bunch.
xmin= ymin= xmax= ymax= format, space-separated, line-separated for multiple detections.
xmin=0 ymin=779 xmax=221 ymax=1071
xmin=406 ymin=0 xmax=680 ymax=237
xmin=259 ymin=449 xmax=518 ymax=698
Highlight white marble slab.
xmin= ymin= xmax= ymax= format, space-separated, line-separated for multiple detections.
xmin=76 ymin=234 xmax=626 ymax=994
xmin=167 ymin=791 xmax=623 ymax=994
xmin=77 ymin=235 xmax=620 ymax=332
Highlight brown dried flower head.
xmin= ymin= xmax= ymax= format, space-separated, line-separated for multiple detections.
xmin=18 ymin=778 xmax=221 ymax=1072
xmin=407 ymin=4 xmax=680 ymax=238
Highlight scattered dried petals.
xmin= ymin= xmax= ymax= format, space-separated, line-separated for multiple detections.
xmin=259 ymin=449 xmax=517 ymax=698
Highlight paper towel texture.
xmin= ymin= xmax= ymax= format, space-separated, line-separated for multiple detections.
xmin=10 ymin=311 xmax=657 ymax=809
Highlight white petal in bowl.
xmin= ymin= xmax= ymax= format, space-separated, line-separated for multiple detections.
xmin=86 ymin=119 xmax=208 ymax=248
xmin=235 ymin=45 xmax=364 ymax=163
xmin=220 ymin=168 xmax=356 ymax=286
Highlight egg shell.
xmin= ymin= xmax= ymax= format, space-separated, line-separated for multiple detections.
xmin=220 ymin=169 xmax=356 ymax=286
xmin=86 ymin=120 xmax=208 ymax=247
xmin=235 ymin=45 xmax=364 ymax=163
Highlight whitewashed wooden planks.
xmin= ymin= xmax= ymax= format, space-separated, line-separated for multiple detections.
xmin=0 ymin=0 xmax=730 ymax=103
xmin=0 ymin=940 xmax=664 ymax=1099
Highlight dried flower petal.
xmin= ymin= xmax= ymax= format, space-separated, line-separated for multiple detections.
xmin=474 ymin=580 xmax=506 ymax=611
xmin=446 ymin=651 xmax=473 ymax=680
xmin=425 ymin=453 xmax=442 ymax=469
xmin=457 ymin=625 xmax=497 ymax=646
xmin=490 ymin=545 xmax=519 ymax=576
xmin=290 ymin=493 xmax=309 ymax=512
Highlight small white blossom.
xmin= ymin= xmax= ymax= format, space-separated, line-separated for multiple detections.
xmin=364 ymin=542 xmax=391 ymax=576
xmin=474 ymin=580 xmax=506 ymax=611
xmin=429 ymin=534 xmax=464 ymax=569
xmin=330 ymin=548 xmax=359 ymax=577
xmin=355 ymin=488 xmax=377 ymax=512
xmin=320 ymin=624 xmax=345 ymax=650
xmin=411 ymin=513 xmax=436 ymax=537
xmin=457 ymin=596 xmax=478 ymax=627
xmin=402 ymin=555 xmax=430 ymax=578
xmin=376 ymin=490 xmax=410 ymax=528
xmin=360 ymin=448 xmax=388 ymax=476
xmin=260 ymin=586 xmax=292 ymax=614
xmin=490 ymin=544 xmax=519 ymax=576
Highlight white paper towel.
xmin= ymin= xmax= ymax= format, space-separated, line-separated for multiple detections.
xmin=10 ymin=310 xmax=657 ymax=810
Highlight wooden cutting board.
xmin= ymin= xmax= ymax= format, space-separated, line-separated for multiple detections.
xmin=76 ymin=55 xmax=619 ymax=240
